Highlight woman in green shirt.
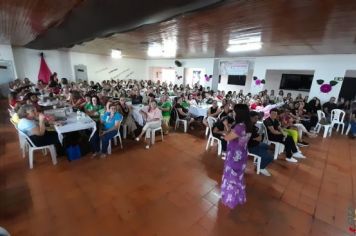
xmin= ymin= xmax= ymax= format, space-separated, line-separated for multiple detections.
xmin=85 ymin=95 xmax=104 ymax=121
xmin=83 ymin=94 xmax=92 ymax=111
xmin=159 ymin=94 xmax=172 ymax=134
xmin=181 ymin=95 xmax=190 ymax=109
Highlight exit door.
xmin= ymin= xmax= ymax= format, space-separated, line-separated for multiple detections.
xmin=0 ymin=60 xmax=15 ymax=97
xmin=74 ymin=65 xmax=88 ymax=82
xmin=339 ymin=77 xmax=356 ymax=101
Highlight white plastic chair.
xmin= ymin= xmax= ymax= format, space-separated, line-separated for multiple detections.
xmin=122 ymin=124 xmax=128 ymax=139
xmin=205 ymin=116 xmax=213 ymax=137
xmin=330 ymin=109 xmax=346 ymax=134
xmin=18 ymin=130 xmax=57 ymax=169
xmin=174 ymin=109 xmax=187 ymax=133
xmin=108 ymin=127 xmax=123 ymax=155
xmin=315 ymin=110 xmax=332 ymax=138
xmin=205 ymin=126 xmax=209 ymax=136
xmin=205 ymin=117 xmax=222 ymax=155
xmin=205 ymin=110 xmax=213 ymax=136
xmin=150 ymin=126 xmax=164 ymax=144
xmin=8 ymin=108 xmax=14 ymax=116
xmin=248 ymin=152 xmax=262 ymax=175
xmin=217 ymin=112 xmax=224 ymax=119
xmin=261 ymin=124 xmax=284 ymax=160
xmin=10 ymin=119 xmax=27 ymax=158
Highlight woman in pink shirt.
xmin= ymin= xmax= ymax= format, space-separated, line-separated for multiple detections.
xmin=135 ymin=100 xmax=163 ymax=149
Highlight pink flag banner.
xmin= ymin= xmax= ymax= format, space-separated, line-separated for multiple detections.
xmin=38 ymin=54 xmax=52 ymax=84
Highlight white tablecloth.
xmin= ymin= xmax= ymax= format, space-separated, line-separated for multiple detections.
xmin=44 ymin=107 xmax=68 ymax=117
xmin=54 ymin=113 xmax=96 ymax=145
xmin=131 ymin=104 xmax=145 ymax=126
xmin=123 ymin=101 xmax=145 ymax=126
xmin=255 ymin=102 xmax=285 ymax=119
xmin=38 ymin=100 xmax=59 ymax=107
xmin=256 ymin=121 xmax=264 ymax=135
xmin=189 ymin=105 xmax=210 ymax=118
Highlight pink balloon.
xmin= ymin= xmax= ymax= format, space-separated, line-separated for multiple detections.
xmin=320 ymin=84 xmax=332 ymax=93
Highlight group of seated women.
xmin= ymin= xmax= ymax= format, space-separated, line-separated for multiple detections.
xmin=10 ymin=84 xmax=172 ymax=159
xmin=8 ymin=76 xmax=356 ymax=168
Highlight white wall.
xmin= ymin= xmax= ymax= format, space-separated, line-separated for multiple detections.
xmin=217 ymin=65 xmax=254 ymax=93
xmin=69 ymin=52 xmax=145 ymax=83
xmin=264 ymin=70 xmax=314 ymax=98
xmin=252 ymin=55 xmax=356 ymax=103
xmin=10 ymin=48 xmax=356 ymax=103
xmin=345 ymin=70 xmax=356 ymax=78
xmin=146 ymin=58 xmax=256 ymax=92
xmin=146 ymin=55 xmax=356 ymax=103
xmin=13 ymin=47 xmax=146 ymax=83
xmin=0 ymin=44 xmax=17 ymax=77
xmin=146 ymin=58 xmax=215 ymax=87
xmin=13 ymin=48 xmax=73 ymax=82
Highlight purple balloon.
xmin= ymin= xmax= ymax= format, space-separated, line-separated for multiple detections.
xmin=255 ymin=80 xmax=261 ymax=85
xmin=320 ymin=84 xmax=332 ymax=93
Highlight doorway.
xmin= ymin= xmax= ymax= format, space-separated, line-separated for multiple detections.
xmin=184 ymin=68 xmax=206 ymax=87
xmin=149 ymin=67 xmax=177 ymax=84
xmin=74 ymin=65 xmax=88 ymax=83
xmin=0 ymin=60 xmax=15 ymax=97
xmin=340 ymin=70 xmax=356 ymax=101
xmin=339 ymin=77 xmax=356 ymax=101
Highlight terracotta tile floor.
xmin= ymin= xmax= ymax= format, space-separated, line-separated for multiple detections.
xmin=1 ymin=104 xmax=356 ymax=236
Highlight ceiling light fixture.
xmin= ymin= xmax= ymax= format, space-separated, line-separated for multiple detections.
xmin=147 ymin=39 xmax=177 ymax=58
xmin=162 ymin=40 xmax=177 ymax=58
xmin=226 ymin=42 xmax=262 ymax=52
xmin=227 ymin=32 xmax=262 ymax=52
xmin=228 ymin=35 xmax=261 ymax=45
xmin=147 ymin=44 xmax=163 ymax=57
xmin=111 ymin=49 xmax=122 ymax=59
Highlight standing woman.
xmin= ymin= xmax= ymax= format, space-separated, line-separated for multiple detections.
xmin=348 ymin=101 xmax=356 ymax=138
xmin=220 ymin=104 xmax=252 ymax=209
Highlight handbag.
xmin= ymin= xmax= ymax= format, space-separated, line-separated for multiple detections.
xmin=66 ymin=145 xmax=81 ymax=161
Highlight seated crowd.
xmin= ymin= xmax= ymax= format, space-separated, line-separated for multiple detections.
xmin=7 ymin=73 xmax=356 ymax=175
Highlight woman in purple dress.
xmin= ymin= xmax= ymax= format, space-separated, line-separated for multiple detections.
xmin=221 ymin=104 xmax=252 ymax=209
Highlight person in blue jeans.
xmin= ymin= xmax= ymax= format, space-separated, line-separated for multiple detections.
xmin=90 ymin=103 xmax=123 ymax=158
xmin=248 ymin=111 xmax=274 ymax=176
xmin=350 ymin=108 xmax=356 ymax=139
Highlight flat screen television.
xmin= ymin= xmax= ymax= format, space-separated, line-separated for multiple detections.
xmin=227 ymin=75 xmax=246 ymax=86
xmin=279 ymin=74 xmax=314 ymax=91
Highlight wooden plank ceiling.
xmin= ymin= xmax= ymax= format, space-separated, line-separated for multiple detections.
xmin=2 ymin=0 xmax=356 ymax=58
xmin=71 ymin=0 xmax=356 ymax=58
xmin=0 ymin=0 xmax=82 ymax=45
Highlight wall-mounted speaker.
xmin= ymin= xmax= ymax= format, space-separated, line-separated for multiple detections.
xmin=174 ymin=60 xmax=182 ymax=67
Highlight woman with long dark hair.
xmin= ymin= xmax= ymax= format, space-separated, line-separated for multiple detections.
xmin=117 ymin=96 xmax=137 ymax=137
xmin=85 ymin=95 xmax=104 ymax=121
xmin=220 ymin=104 xmax=252 ymax=209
